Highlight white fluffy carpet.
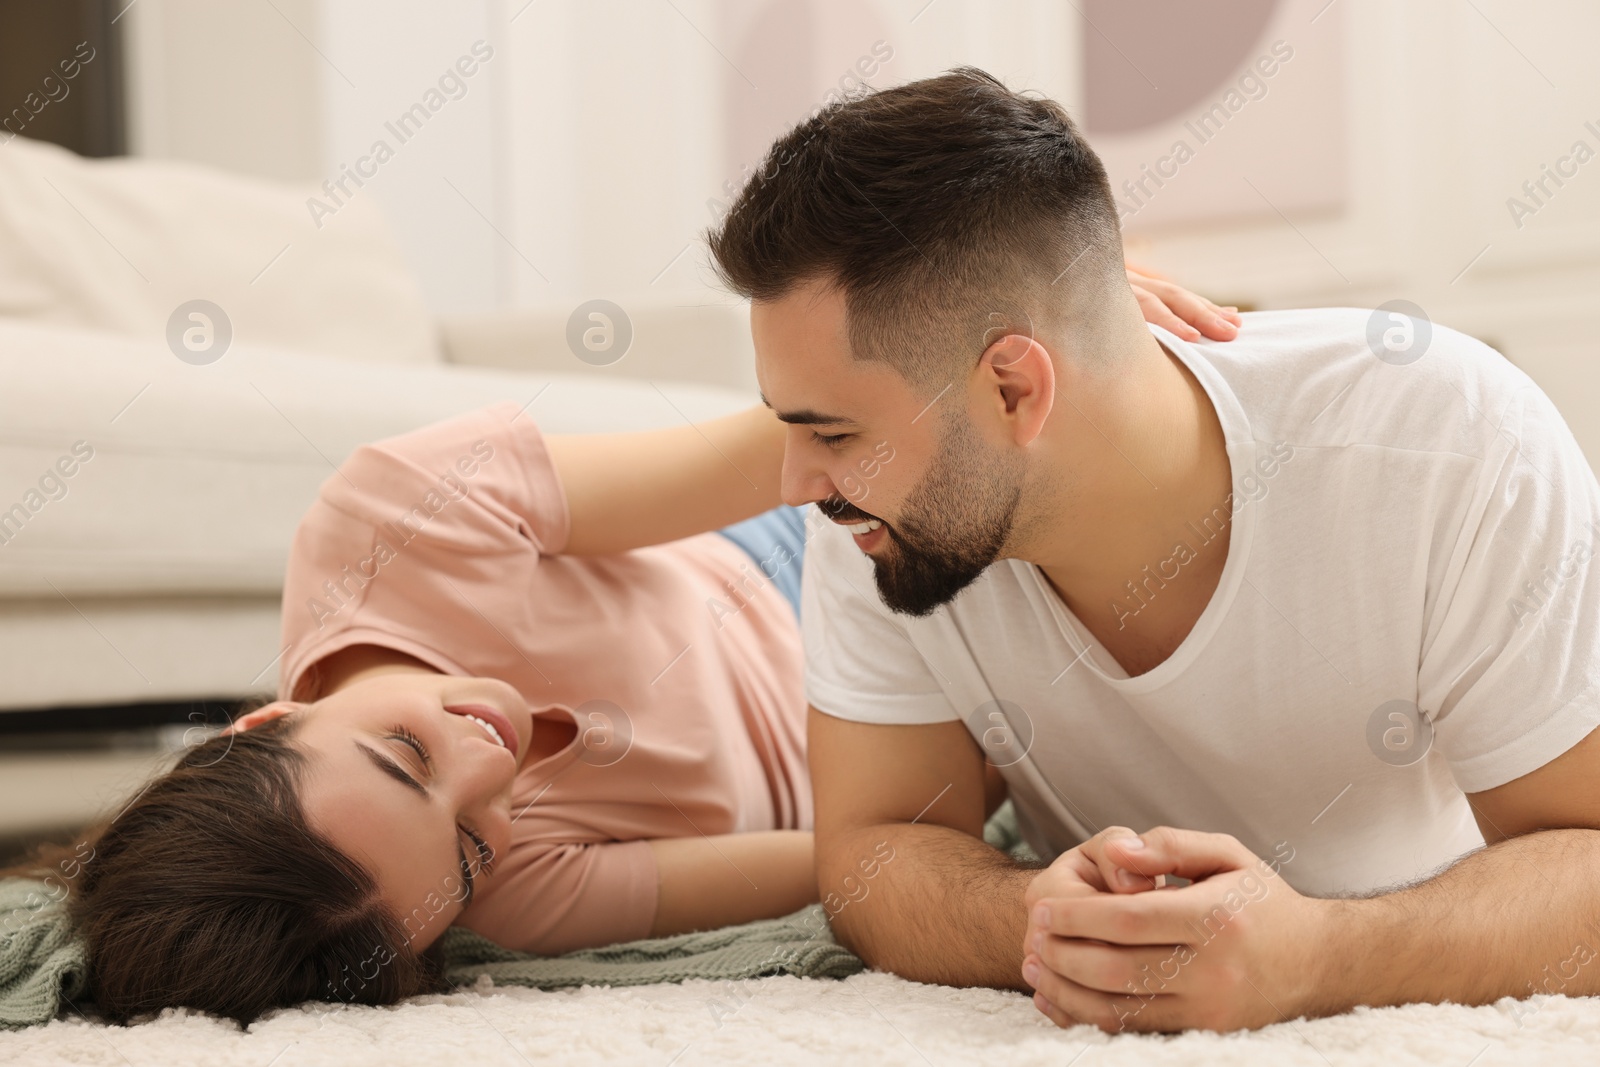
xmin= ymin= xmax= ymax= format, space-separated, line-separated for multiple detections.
xmin=4 ymin=972 xmax=1598 ymax=1066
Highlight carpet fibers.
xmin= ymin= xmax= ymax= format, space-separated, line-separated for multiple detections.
xmin=3 ymin=970 xmax=1597 ymax=1066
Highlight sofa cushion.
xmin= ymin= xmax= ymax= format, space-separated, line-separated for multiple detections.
xmin=0 ymin=320 xmax=756 ymax=599
xmin=0 ymin=135 xmax=440 ymax=366
xmin=439 ymin=302 xmax=760 ymax=393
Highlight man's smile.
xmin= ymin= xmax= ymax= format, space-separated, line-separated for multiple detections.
xmin=832 ymin=514 xmax=889 ymax=552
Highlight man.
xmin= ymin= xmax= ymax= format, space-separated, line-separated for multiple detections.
xmin=706 ymin=67 xmax=1600 ymax=1033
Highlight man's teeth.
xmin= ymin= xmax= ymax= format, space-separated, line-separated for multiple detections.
xmin=465 ymin=714 xmax=506 ymax=749
xmin=845 ymin=519 xmax=883 ymax=535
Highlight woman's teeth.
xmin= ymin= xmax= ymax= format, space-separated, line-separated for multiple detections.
xmin=845 ymin=519 xmax=883 ymax=535
xmin=464 ymin=714 xmax=507 ymax=749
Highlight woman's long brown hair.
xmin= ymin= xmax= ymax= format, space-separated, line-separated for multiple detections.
xmin=0 ymin=712 xmax=449 ymax=1025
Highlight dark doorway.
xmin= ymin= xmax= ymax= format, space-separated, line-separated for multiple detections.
xmin=0 ymin=0 xmax=126 ymax=157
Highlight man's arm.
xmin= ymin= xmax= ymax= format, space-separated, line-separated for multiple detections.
xmin=1023 ymin=721 xmax=1600 ymax=1032
xmin=809 ymin=705 xmax=1040 ymax=990
xmin=1327 ymin=717 xmax=1600 ymax=1011
xmin=1322 ymin=829 xmax=1600 ymax=1014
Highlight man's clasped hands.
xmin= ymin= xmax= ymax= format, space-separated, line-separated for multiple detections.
xmin=1021 ymin=825 xmax=1341 ymax=1033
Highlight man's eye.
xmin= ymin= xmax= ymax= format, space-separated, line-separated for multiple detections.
xmin=813 ymin=432 xmax=853 ymax=449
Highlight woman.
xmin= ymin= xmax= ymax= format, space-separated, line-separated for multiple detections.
xmin=2 ymin=271 xmax=1238 ymax=1025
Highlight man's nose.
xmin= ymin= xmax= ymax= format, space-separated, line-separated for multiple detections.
xmin=779 ymin=434 xmax=835 ymax=507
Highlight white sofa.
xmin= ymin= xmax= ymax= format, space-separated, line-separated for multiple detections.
xmin=0 ymin=136 xmax=758 ymax=714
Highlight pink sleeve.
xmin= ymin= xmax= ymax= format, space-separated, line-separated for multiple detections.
xmin=458 ymin=838 xmax=660 ymax=955
xmin=321 ymin=400 xmax=571 ymax=556
xmin=277 ymin=402 xmax=571 ymax=701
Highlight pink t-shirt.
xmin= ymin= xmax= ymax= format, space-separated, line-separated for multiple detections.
xmin=277 ymin=401 xmax=810 ymax=953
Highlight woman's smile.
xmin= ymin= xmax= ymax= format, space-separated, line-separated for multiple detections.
xmin=444 ymin=702 xmax=520 ymax=759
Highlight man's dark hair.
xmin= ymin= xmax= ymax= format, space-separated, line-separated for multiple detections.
xmin=708 ymin=66 xmax=1125 ymax=386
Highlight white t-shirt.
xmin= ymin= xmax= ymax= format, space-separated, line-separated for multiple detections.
xmin=802 ymin=309 xmax=1600 ymax=897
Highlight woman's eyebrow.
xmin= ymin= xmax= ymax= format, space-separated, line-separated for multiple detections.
xmin=353 ymin=740 xmax=477 ymax=905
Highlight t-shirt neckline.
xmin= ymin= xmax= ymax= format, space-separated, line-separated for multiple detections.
xmin=527 ymin=703 xmax=585 ymax=771
xmin=1022 ymin=323 xmax=1258 ymax=692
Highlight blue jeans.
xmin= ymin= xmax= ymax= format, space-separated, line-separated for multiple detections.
xmin=716 ymin=505 xmax=807 ymax=619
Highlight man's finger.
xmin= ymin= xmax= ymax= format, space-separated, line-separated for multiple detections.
xmin=1033 ymin=892 xmax=1198 ymax=944
xmin=1084 ymin=826 xmax=1256 ymax=888
xmin=1028 ymin=851 xmax=1113 ymax=901
xmin=1026 ymin=953 xmax=1173 ymax=1034
xmin=1076 ymin=827 xmax=1165 ymax=894
xmin=1035 ymin=936 xmax=1193 ymax=998
xmin=1036 ymin=870 xmax=1269 ymax=944
xmin=1030 ymin=987 xmax=1080 ymax=1030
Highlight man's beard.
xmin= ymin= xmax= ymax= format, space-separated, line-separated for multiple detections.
xmin=829 ymin=419 xmax=1025 ymax=616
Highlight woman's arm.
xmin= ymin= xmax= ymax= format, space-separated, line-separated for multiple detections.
xmin=648 ymin=830 xmax=818 ymax=935
xmin=543 ymin=402 xmax=785 ymax=556
xmin=544 ymin=269 xmax=1236 ymax=556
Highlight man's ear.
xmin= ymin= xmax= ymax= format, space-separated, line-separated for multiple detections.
xmin=977 ymin=331 xmax=1055 ymax=447
xmin=223 ymin=701 xmax=302 ymax=736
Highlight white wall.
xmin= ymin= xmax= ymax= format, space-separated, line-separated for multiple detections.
xmin=123 ymin=0 xmax=324 ymax=182
xmin=315 ymin=0 xmax=504 ymax=313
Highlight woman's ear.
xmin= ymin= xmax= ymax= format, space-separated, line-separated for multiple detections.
xmin=223 ymin=701 xmax=301 ymax=736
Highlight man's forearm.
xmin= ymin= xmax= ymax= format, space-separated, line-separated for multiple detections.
xmin=1323 ymin=828 xmax=1600 ymax=1013
xmin=820 ymin=821 xmax=1040 ymax=990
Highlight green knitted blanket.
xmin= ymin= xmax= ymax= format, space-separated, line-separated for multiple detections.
xmin=1 ymin=801 xmax=1037 ymax=1029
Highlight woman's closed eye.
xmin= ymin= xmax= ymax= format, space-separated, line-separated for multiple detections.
xmin=387 ymin=724 xmax=495 ymax=878
xmin=389 ymin=724 xmax=432 ymax=769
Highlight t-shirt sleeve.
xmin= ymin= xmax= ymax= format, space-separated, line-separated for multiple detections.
xmin=457 ymin=837 xmax=659 ymax=955
xmin=277 ymin=401 xmax=571 ymax=702
xmin=1420 ymin=380 xmax=1600 ymax=794
xmin=800 ymin=507 xmax=958 ymax=724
